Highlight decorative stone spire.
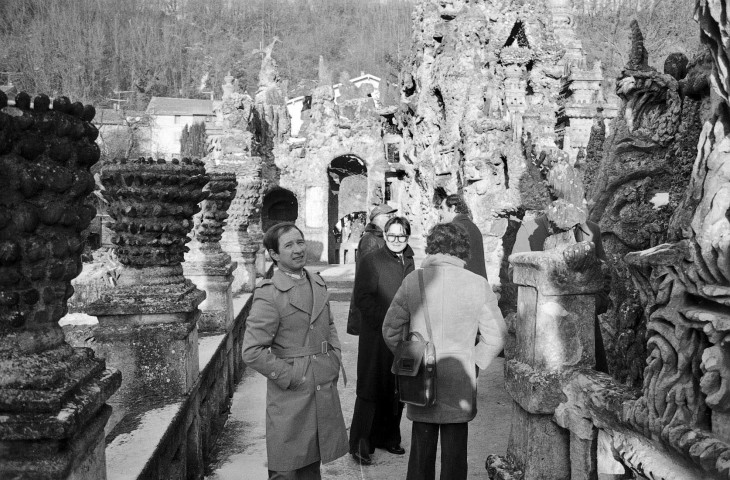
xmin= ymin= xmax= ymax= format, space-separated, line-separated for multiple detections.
xmin=626 ymin=20 xmax=650 ymax=71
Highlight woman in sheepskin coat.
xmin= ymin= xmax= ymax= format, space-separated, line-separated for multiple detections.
xmin=382 ymin=223 xmax=507 ymax=480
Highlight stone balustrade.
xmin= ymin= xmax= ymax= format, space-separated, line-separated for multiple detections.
xmin=488 ymin=240 xmax=730 ymax=480
xmin=488 ymin=243 xmax=604 ymax=480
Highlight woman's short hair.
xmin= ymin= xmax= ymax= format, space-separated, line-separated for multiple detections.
xmin=426 ymin=223 xmax=471 ymax=260
xmin=263 ymin=222 xmax=303 ymax=254
xmin=384 ymin=216 xmax=411 ymax=236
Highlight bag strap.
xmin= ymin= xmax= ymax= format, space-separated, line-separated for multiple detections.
xmin=417 ymin=269 xmax=434 ymax=343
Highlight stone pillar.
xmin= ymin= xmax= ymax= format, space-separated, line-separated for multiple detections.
xmin=218 ymin=158 xmax=263 ymax=293
xmin=562 ymin=64 xmax=606 ymax=162
xmin=87 ymin=158 xmax=208 ymax=407
xmin=184 ymin=172 xmax=238 ymax=333
xmin=0 ymin=92 xmax=121 ymax=479
xmin=488 ymin=247 xmax=604 ymax=480
xmin=241 ymin=241 xmax=260 ymax=293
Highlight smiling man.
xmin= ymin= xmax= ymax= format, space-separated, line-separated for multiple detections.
xmin=242 ymin=222 xmax=348 ymax=479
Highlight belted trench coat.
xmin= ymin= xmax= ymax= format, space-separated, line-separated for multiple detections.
xmin=242 ymin=269 xmax=348 ymax=471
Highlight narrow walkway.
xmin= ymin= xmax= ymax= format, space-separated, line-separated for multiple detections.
xmin=205 ymin=264 xmax=512 ymax=479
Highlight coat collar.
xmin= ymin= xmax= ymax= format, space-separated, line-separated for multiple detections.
xmin=422 ymin=253 xmax=465 ymax=268
xmin=453 ymin=213 xmax=472 ymax=224
xmin=270 ymin=269 xmax=327 ymax=322
xmin=381 ymin=244 xmax=414 ymax=260
xmin=364 ymin=223 xmax=384 ymax=237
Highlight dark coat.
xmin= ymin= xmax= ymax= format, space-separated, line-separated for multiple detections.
xmin=352 ymin=245 xmax=415 ymax=401
xmin=356 ymin=223 xmax=385 ymax=262
xmin=241 ymin=270 xmax=348 ymax=471
xmin=452 ymin=214 xmax=488 ymax=280
xmin=348 ymin=223 xmax=387 ymax=335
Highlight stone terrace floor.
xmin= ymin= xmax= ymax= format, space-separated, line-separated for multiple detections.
xmin=204 ymin=263 xmax=512 ymax=479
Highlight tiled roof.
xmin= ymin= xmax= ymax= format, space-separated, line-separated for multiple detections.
xmin=145 ymin=97 xmax=213 ymax=116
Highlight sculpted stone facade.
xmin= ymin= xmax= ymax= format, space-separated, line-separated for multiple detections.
xmin=275 ymin=57 xmax=390 ymax=263
xmin=585 ymin=21 xmax=710 ymax=387
xmin=493 ymin=2 xmax=730 ymax=479
xmin=396 ymin=0 xmax=615 ymax=293
xmin=212 ymin=38 xmax=289 ymax=290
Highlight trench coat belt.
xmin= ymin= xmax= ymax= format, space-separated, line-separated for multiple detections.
xmin=271 ymin=341 xmax=333 ymax=358
xmin=270 ymin=341 xmax=347 ymax=386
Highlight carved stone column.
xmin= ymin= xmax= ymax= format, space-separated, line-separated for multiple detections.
xmin=490 ymin=246 xmax=604 ymax=479
xmin=87 ymin=158 xmax=208 ymax=405
xmin=184 ymin=172 xmax=238 ymax=333
xmin=0 ymin=92 xmax=121 ymax=479
xmin=240 ymin=236 xmax=260 ymax=293
xmin=218 ymin=158 xmax=263 ymax=293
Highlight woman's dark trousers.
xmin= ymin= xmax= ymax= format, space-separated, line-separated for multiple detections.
xmin=349 ymin=396 xmax=403 ymax=455
xmin=406 ymin=421 xmax=468 ymax=480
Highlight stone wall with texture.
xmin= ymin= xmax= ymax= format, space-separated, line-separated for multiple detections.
xmin=585 ymin=21 xmax=711 ymax=387
xmin=395 ymin=0 xmax=614 ymax=295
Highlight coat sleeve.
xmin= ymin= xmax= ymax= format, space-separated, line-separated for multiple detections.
xmin=474 ymin=281 xmax=508 ymax=370
xmin=357 ymin=235 xmax=379 ymax=261
xmin=241 ymin=285 xmax=295 ymax=390
xmin=382 ymin=281 xmax=411 ymax=353
xmin=329 ymin=306 xmax=342 ymax=358
xmin=353 ymin=256 xmax=382 ymax=330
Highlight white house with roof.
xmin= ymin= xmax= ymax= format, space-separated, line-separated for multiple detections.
xmin=144 ymin=97 xmax=216 ymax=156
xmin=287 ymin=73 xmax=381 ymax=136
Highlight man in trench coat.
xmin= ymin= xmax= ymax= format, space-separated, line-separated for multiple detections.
xmin=242 ymin=223 xmax=348 ymax=479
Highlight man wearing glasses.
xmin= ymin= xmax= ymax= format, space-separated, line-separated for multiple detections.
xmin=347 ymin=204 xmax=397 ymax=335
xmin=356 ymin=204 xmax=397 ymax=262
xmin=349 ymin=216 xmax=414 ymax=465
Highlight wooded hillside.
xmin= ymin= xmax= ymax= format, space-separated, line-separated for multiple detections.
xmin=0 ymin=0 xmax=700 ymax=108
xmin=0 ymin=0 xmax=412 ymax=108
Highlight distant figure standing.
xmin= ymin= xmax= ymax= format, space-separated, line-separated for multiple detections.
xmin=438 ymin=194 xmax=488 ymax=280
xmin=357 ymin=204 xmax=397 ymax=262
xmin=347 ymin=204 xmax=397 ymax=335
xmin=242 ymin=223 xmax=348 ymax=479
xmin=349 ymin=216 xmax=414 ymax=465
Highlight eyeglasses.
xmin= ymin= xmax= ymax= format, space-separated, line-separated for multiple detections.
xmin=386 ymin=234 xmax=409 ymax=242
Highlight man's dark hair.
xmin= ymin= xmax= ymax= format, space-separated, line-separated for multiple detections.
xmin=384 ymin=216 xmax=411 ymax=236
xmin=444 ymin=194 xmax=471 ymax=216
xmin=426 ymin=223 xmax=471 ymax=261
xmin=433 ymin=187 xmax=448 ymax=207
xmin=263 ymin=222 xmax=304 ymax=256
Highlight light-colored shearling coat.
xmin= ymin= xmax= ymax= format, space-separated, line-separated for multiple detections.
xmin=382 ymin=254 xmax=507 ymax=424
xmin=242 ymin=270 xmax=348 ymax=471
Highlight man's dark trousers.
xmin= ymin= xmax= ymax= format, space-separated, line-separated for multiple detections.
xmin=406 ymin=422 xmax=468 ymax=480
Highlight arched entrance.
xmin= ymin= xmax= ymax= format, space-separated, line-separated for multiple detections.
xmin=327 ymin=155 xmax=367 ymax=264
xmin=261 ymin=188 xmax=298 ymax=233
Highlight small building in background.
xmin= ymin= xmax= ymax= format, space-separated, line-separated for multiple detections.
xmin=144 ymin=97 xmax=215 ymax=156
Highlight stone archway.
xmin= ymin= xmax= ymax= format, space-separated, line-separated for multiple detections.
xmin=261 ymin=188 xmax=298 ymax=233
xmin=327 ymin=154 xmax=367 ymax=264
